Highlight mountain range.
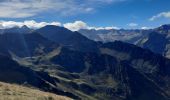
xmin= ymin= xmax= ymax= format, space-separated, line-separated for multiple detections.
xmin=0 ymin=25 xmax=33 ymax=34
xmin=79 ymin=28 xmax=151 ymax=44
xmin=79 ymin=24 xmax=170 ymax=58
xmin=0 ymin=25 xmax=170 ymax=100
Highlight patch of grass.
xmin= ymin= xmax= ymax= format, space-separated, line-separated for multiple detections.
xmin=0 ymin=82 xmax=71 ymax=100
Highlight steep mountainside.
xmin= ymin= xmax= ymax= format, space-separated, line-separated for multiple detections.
xmin=36 ymin=25 xmax=99 ymax=52
xmin=0 ymin=32 xmax=59 ymax=57
xmin=19 ymin=41 xmax=170 ymax=100
xmin=0 ymin=54 xmax=79 ymax=99
xmin=54 ymin=41 xmax=170 ymax=99
xmin=137 ymin=24 xmax=170 ymax=58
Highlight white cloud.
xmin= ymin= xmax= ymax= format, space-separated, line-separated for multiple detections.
xmin=63 ymin=21 xmax=119 ymax=31
xmin=23 ymin=20 xmax=61 ymax=29
xmin=141 ymin=27 xmax=151 ymax=30
xmin=127 ymin=23 xmax=138 ymax=27
xmin=0 ymin=0 xmax=125 ymax=18
xmin=0 ymin=20 xmax=61 ymax=29
xmin=150 ymin=11 xmax=170 ymax=21
xmin=0 ymin=20 xmax=119 ymax=31
xmin=64 ymin=21 xmax=88 ymax=31
xmin=0 ymin=21 xmax=23 ymax=28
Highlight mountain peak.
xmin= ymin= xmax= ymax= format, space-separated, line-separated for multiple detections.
xmin=157 ymin=24 xmax=170 ymax=31
xmin=41 ymin=25 xmax=69 ymax=31
xmin=21 ymin=25 xmax=29 ymax=29
xmin=36 ymin=25 xmax=74 ymax=42
xmin=0 ymin=25 xmax=32 ymax=34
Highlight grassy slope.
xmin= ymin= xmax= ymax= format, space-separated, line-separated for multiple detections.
xmin=0 ymin=82 xmax=71 ymax=100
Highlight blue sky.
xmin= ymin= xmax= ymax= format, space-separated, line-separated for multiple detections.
xmin=0 ymin=0 xmax=170 ymax=30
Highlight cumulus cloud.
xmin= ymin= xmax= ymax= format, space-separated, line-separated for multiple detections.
xmin=0 ymin=21 xmax=23 ymax=28
xmin=127 ymin=23 xmax=138 ymax=27
xmin=149 ymin=11 xmax=170 ymax=21
xmin=63 ymin=21 xmax=119 ymax=31
xmin=141 ymin=27 xmax=151 ymax=30
xmin=23 ymin=20 xmax=61 ymax=29
xmin=0 ymin=0 xmax=125 ymax=18
xmin=0 ymin=20 xmax=61 ymax=29
xmin=0 ymin=20 xmax=120 ymax=31
xmin=64 ymin=21 xmax=88 ymax=31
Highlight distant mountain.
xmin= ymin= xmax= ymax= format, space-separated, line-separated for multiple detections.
xmin=0 ymin=25 xmax=33 ymax=34
xmin=79 ymin=29 xmax=151 ymax=44
xmin=0 ymin=32 xmax=59 ymax=57
xmin=155 ymin=24 xmax=170 ymax=33
xmin=36 ymin=25 xmax=99 ymax=52
xmin=36 ymin=25 xmax=74 ymax=43
xmin=137 ymin=24 xmax=170 ymax=58
xmin=78 ymin=24 xmax=170 ymax=59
